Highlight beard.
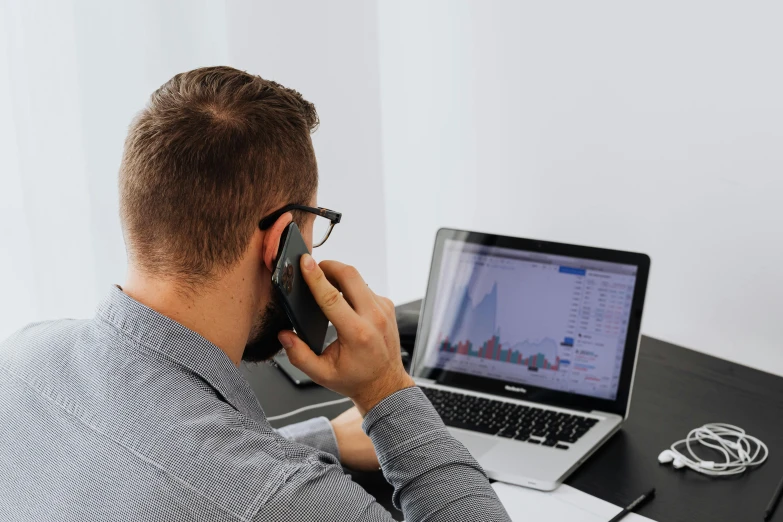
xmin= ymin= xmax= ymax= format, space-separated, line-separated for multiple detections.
xmin=242 ymin=292 xmax=293 ymax=363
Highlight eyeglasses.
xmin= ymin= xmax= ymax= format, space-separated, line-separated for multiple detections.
xmin=258 ymin=204 xmax=342 ymax=248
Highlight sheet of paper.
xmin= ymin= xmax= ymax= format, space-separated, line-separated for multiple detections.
xmin=492 ymin=481 xmax=656 ymax=522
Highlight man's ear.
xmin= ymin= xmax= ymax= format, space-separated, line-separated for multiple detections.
xmin=261 ymin=211 xmax=294 ymax=273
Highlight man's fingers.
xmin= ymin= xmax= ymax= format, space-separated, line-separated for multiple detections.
xmin=299 ymin=254 xmax=356 ymax=330
xmin=278 ymin=331 xmax=330 ymax=383
xmin=319 ymin=260 xmax=377 ymax=313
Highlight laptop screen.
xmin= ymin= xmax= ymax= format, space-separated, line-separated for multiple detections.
xmin=417 ymin=238 xmax=639 ymax=401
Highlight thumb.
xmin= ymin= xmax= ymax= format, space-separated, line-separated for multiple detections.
xmin=278 ymin=331 xmax=328 ymax=382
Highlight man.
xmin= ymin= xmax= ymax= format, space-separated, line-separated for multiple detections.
xmin=0 ymin=66 xmax=509 ymax=521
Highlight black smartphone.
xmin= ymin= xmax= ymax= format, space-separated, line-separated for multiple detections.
xmin=272 ymin=222 xmax=329 ymax=354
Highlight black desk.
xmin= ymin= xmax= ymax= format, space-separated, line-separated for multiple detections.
xmin=241 ymin=300 xmax=783 ymax=522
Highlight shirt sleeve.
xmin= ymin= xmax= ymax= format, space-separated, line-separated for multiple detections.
xmin=274 ymin=416 xmax=340 ymax=460
xmin=363 ymin=386 xmax=511 ymax=522
xmin=258 ymin=386 xmax=510 ymax=522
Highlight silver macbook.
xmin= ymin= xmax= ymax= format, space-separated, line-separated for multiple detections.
xmin=411 ymin=229 xmax=650 ymax=491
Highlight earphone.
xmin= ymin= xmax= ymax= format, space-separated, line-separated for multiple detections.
xmin=658 ymin=423 xmax=768 ymax=477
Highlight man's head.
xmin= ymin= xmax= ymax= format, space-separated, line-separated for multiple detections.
xmin=119 ymin=66 xmax=320 ymax=362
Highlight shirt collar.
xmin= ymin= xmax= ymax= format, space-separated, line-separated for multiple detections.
xmin=95 ymin=286 xmax=266 ymax=422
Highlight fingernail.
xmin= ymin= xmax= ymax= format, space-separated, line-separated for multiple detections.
xmin=302 ymin=254 xmax=315 ymax=270
xmin=278 ymin=332 xmax=293 ymax=349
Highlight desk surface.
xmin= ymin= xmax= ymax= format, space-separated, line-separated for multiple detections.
xmin=241 ymin=300 xmax=783 ymax=522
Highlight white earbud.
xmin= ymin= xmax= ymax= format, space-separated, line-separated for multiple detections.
xmin=657 ymin=450 xmax=675 ymax=464
xmin=657 ymin=423 xmax=768 ymax=477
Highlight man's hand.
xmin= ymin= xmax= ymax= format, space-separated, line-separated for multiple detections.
xmin=330 ymin=407 xmax=380 ymax=471
xmin=277 ymin=255 xmax=414 ymax=415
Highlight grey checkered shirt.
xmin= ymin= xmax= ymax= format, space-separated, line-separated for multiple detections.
xmin=0 ymin=287 xmax=509 ymax=521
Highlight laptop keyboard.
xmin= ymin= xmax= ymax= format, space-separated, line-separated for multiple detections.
xmin=421 ymin=387 xmax=598 ymax=450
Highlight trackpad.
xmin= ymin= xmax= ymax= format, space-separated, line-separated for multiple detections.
xmin=452 ymin=430 xmax=498 ymax=459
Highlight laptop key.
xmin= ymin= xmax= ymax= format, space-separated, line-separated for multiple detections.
xmin=497 ymin=427 xmax=516 ymax=439
xmin=470 ymin=421 xmax=499 ymax=435
xmin=442 ymin=418 xmax=478 ymax=432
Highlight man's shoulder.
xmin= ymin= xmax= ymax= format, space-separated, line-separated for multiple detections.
xmin=0 ymin=317 xmax=321 ymax=518
xmin=0 ymin=318 xmax=89 ymax=369
xmin=2 ymin=317 xmax=87 ymax=343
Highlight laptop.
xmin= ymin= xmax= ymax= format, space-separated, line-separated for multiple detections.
xmin=411 ymin=228 xmax=650 ymax=491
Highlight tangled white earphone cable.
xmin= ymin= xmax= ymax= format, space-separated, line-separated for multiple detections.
xmin=658 ymin=423 xmax=768 ymax=477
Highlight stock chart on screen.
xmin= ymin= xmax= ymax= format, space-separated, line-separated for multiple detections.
xmin=424 ymin=240 xmax=637 ymax=400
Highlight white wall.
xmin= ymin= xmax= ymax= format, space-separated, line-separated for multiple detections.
xmin=378 ymin=0 xmax=783 ymax=376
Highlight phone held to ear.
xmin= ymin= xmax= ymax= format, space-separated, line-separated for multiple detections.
xmin=272 ymin=222 xmax=329 ymax=355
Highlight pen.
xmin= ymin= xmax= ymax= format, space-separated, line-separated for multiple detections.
xmin=764 ymin=476 xmax=783 ymax=521
xmin=608 ymin=488 xmax=656 ymax=522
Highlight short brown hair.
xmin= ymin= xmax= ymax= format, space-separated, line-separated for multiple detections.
xmin=119 ymin=66 xmax=319 ymax=284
